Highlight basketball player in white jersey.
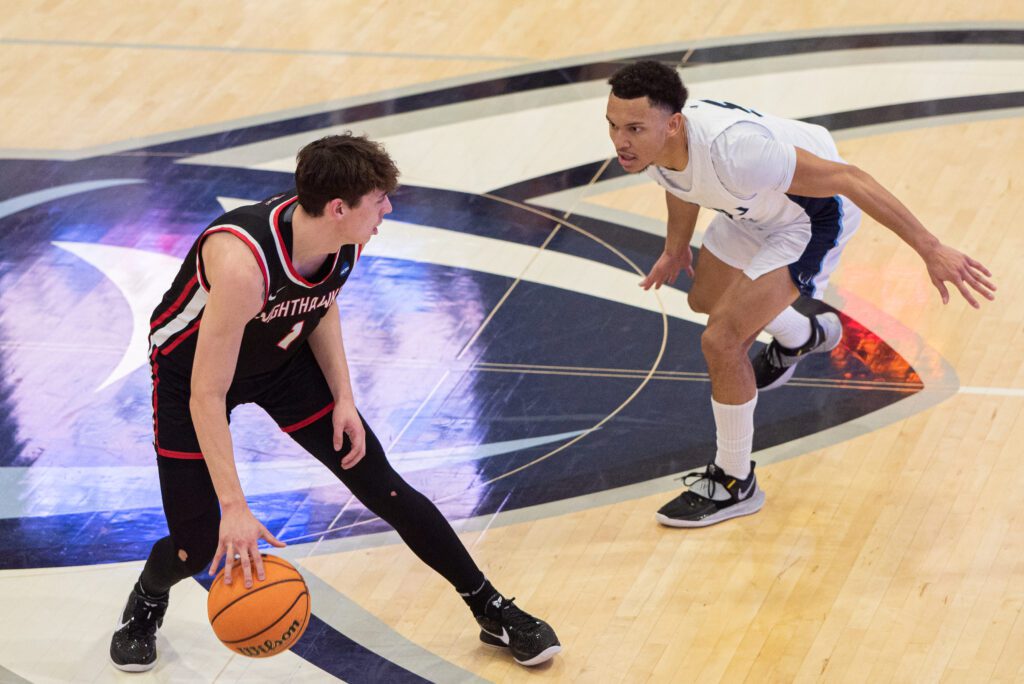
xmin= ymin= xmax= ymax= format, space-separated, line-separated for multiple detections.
xmin=605 ymin=60 xmax=995 ymax=528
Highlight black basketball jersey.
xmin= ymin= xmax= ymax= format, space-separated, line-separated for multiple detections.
xmin=149 ymin=192 xmax=359 ymax=378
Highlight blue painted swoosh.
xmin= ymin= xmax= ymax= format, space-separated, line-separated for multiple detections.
xmin=0 ymin=428 xmax=593 ymax=519
xmin=0 ymin=179 xmax=144 ymax=219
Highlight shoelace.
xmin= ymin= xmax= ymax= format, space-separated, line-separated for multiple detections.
xmin=681 ymin=465 xmax=723 ymax=501
xmin=760 ymin=340 xmax=792 ymax=369
xmin=127 ymin=597 xmax=165 ymax=637
xmin=764 ymin=318 xmax=825 ymax=369
xmin=499 ymin=598 xmax=540 ymax=634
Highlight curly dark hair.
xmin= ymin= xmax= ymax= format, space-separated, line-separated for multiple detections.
xmin=295 ymin=133 xmax=400 ymax=215
xmin=608 ymin=60 xmax=688 ymax=113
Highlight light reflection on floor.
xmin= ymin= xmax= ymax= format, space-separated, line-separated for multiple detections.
xmin=1 ymin=25 xmax=1005 ymax=681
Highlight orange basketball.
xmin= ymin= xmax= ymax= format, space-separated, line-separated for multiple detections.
xmin=207 ymin=554 xmax=311 ymax=658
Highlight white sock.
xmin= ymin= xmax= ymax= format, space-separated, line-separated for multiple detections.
xmin=712 ymin=394 xmax=757 ymax=480
xmin=764 ymin=306 xmax=811 ymax=349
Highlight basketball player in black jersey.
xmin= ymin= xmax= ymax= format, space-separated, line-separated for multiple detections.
xmin=110 ymin=134 xmax=561 ymax=671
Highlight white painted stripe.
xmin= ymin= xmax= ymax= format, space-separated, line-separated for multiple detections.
xmin=0 ymin=563 xmax=335 ymax=681
xmin=364 ymin=219 xmax=709 ymax=327
xmin=11 ymin=27 xmax=1024 ymax=162
xmin=52 ymin=242 xmax=181 ymax=389
xmin=216 ymin=196 xmax=252 ymax=213
xmin=194 ymin=57 xmax=1024 ymax=195
xmin=958 ymin=386 xmax=1024 ymax=397
xmin=57 ymin=216 xmax=750 ymax=390
xmin=0 ymin=429 xmax=591 ymax=519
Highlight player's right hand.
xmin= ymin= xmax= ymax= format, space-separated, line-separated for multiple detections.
xmin=640 ymin=250 xmax=694 ymax=291
xmin=922 ymin=243 xmax=996 ymax=308
xmin=210 ymin=505 xmax=286 ymax=588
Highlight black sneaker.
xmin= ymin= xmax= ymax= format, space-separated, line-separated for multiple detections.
xmin=477 ymin=594 xmax=561 ymax=666
xmin=656 ymin=462 xmax=765 ymax=528
xmin=109 ymin=585 xmax=168 ymax=672
xmin=752 ymin=312 xmax=842 ymax=390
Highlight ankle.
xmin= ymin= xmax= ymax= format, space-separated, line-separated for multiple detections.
xmin=460 ymin=579 xmax=497 ymax=617
xmin=135 ymin=579 xmax=168 ymax=602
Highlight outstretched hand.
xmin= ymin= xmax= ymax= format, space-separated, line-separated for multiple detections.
xmin=923 ymin=243 xmax=996 ymax=308
xmin=209 ymin=505 xmax=286 ymax=588
xmin=640 ymin=250 xmax=694 ymax=291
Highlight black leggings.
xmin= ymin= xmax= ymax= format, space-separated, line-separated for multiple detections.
xmin=140 ymin=413 xmax=484 ymax=596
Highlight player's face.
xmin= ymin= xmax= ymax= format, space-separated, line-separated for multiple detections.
xmin=346 ymin=189 xmax=393 ymax=244
xmin=606 ymin=95 xmax=677 ymax=173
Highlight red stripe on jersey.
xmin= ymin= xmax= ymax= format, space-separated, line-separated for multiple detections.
xmin=202 ymin=226 xmax=271 ymax=309
xmin=150 ymin=275 xmax=199 ymax=330
xmin=356 ymin=244 xmax=363 ymax=262
xmin=160 ymin=319 xmax=201 ymax=355
xmin=280 ymin=401 xmax=335 ymax=433
xmin=151 ymin=349 xmax=161 ymax=449
xmin=272 ymin=197 xmax=341 ymax=287
xmin=156 ymin=447 xmax=205 ymax=460
xmin=152 ymin=345 xmax=203 ymax=460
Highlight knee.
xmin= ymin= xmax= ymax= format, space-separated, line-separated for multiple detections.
xmin=174 ymin=516 xmax=220 ymax=576
xmin=345 ymin=466 xmax=408 ymax=509
xmin=701 ymin=322 xmax=744 ymax=362
xmin=352 ymin=473 xmax=426 ymax=524
xmin=182 ymin=536 xmax=218 ymax=576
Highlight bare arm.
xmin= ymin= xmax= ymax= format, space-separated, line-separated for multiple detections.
xmin=192 ymin=233 xmax=284 ymax=586
xmin=640 ymin=191 xmax=700 ymax=290
xmin=307 ymin=303 xmax=366 ymax=469
xmin=787 ymin=148 xmax=995 ymax=307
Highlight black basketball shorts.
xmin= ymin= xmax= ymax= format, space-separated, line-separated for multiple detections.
xmin=151 ymin=344 xmax=335 ymax=459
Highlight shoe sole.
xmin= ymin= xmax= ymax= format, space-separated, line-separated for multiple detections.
xmin=517 ymin=644 xmax=562 ymax=666
xmin=757 ymin=364 xmax=796 ymax=392
xmin=479 ymin=631 xmax=561 ymax=666
xmin=655 ymin=488 xmax=766 ymax=528
xmin=758 ymin=313 xmax=843 ymax=392
xmin=110 ymin=659 xmax=157 ymax=673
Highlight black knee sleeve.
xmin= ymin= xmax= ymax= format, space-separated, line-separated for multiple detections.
xmin=140 ymin=505 xmax=220 ymax=594
xmin=289 ymin=414 xmax=484 ymax=592
xmin=144 ymin=456 xmax=222 ymax=593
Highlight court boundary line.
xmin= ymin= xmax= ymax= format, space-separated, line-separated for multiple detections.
xmin=4 ymin=21 xmax=1024 ymax=160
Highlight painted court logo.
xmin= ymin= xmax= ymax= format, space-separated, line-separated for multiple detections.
xmin=3 ymin=25 xmax=1006 ymax=575
xmin=2 ymin=21 xmax=1011 ymax=683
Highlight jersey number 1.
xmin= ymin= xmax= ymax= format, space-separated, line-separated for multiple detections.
xmin=277 ymin=321 xmax=305 ymax=350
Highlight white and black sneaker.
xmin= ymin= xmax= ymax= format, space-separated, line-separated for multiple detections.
xmin=752 ymin=312 xmax=842 ymax=391
xmin=477 ymin=594 xmax=561 ymax=666
xmin=656 ymin=462 xmax=765 ymax=528
xmin=109 ymin=583 xmax=168 ymax=672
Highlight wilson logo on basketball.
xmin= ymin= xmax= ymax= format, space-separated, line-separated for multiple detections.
xmin=234 ymin=619 xmax=302 ymax=657
xmin=207 ymin=556 xmax=312 ymax=658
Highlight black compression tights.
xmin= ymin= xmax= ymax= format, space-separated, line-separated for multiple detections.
xmin=140 ymin=414 xmax=484 ymax=596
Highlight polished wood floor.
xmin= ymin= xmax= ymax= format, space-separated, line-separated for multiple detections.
xmin=3 ymin=1 xmax=1023 ymax=682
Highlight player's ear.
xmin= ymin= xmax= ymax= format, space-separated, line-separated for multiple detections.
xmin=327 ymin=198 xmax=346 ymax=218
xmin=667 ymin=112 xmax=683 ymax=135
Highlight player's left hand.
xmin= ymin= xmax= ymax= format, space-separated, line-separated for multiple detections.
xmin=332 ymin=400 xmax=366 ymax=469
xmin=640 ymin=249 xmax=694 ymax=291
xmin=923 ymin=243 xmax=996 ymax=308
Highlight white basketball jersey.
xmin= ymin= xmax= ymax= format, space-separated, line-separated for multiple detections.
xmin=646 ymin=100 xmax=843 ymax=230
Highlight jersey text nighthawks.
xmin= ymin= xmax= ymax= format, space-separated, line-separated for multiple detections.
xmin=148 ymin=192 xmax=358 ymax=378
